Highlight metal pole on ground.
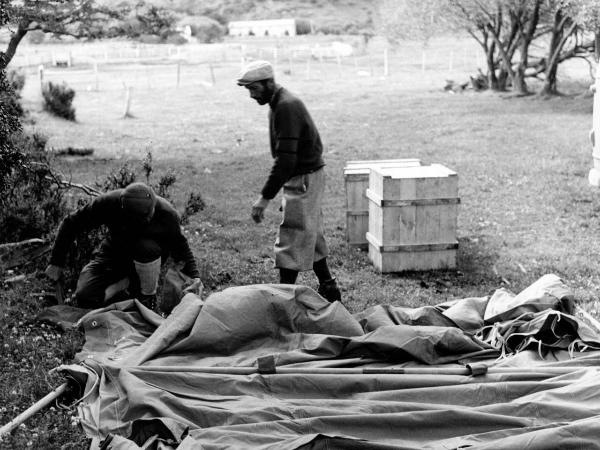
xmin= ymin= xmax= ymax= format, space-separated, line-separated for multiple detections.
xmin=0 ymin=382 xmax=69 ymax=438
xmin=135 ymin=365 xmax=584 ymax=376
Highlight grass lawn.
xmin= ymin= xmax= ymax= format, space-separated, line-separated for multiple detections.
xmin=2 ymin=43 xmax=599 ymax=448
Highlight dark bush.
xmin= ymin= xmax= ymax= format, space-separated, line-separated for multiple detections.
xmin=1 ymin=70 xmax=25 ymax=119
xmin=0 ymin=131 xmax=68 ymax=244
xmin=26 ymin=29 xmax=46 ymax=44
xmin=42 ymin=81 xmax=76 ymax=121
xmin=0 ymin=69 xmax=24 ymax=193
xmin=296 ymin=19 xmax=313 ymax=35
xmin=181 ymin=191 xmax=206 ymax=225
xmin=7 ymin=69 xmax=25 ymax=92
xmin=165 ymin=33 xmax=189 ymax=45
xmin=179 ymin=16 xmax=225 ymax=43
xmin=138 ymin=33 xmax=162 ymax=44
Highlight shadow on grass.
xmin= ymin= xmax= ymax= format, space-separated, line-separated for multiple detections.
xmin=379 ymin=236 xmax=502 ymax=291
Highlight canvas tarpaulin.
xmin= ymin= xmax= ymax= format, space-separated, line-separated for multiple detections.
xmin=51 ymin=274 xmax=600 ymax=449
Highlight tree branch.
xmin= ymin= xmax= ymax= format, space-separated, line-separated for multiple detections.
xmin=0 ymin=20 xmax=29 ymax=70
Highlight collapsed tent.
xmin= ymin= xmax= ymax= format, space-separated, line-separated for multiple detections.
xmin=51 ymin=274 xmax=600 ymax=449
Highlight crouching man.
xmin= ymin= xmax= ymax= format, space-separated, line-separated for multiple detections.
xmin=44 ymin=182 xmax=201 ymax=310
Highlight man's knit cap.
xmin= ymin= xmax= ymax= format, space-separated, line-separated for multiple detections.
xmin=121 ymin=182 xmax=157 ymax=220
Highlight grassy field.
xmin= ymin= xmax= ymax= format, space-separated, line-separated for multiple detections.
xmin=2 ymin=38 xmax=600 ymax=448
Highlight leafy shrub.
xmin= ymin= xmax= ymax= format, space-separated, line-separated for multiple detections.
xmin=181 ymin=192 xmax=206 ymax=225
xmin=42 ymin=81 xmax=76 ymax=121
xmin=179 ymin=16 xmax=225 ymax=43
xmin=0 ymin=69 xmax=24 ymax=192
xmin=138 ymin=33 xmax=162 ymax=44
xmin=296 ymin=19 xmax=313 ymax=35
xmin=165 ymin=33 xmax=189 ymax=45
xmin=1 ymin=69 xmax=25 ymax=119
xmin=0 ymin=131 xmax=68 ymax=244
xmin=121 ymin=2 xmax=176 ymax=40
xmin=26 ymin=29 xmax=46 ymax=44
xmin=7 ymin=69 xmax=25 ymax=92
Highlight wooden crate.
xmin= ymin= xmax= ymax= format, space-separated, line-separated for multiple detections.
xmin=365 ymin=164 xmax=459 ymax=272
xmin=344 ymin=159 xmax=421 ymax=248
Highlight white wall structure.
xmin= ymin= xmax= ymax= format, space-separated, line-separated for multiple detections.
xmin=589 ymin=71 xmax=600 ymax=186
xmin=228 ymin=19 xmax=297 ymax=37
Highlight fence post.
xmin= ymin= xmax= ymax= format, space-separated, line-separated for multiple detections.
xmin=383 ymin=48 xmax=389 ymax=77
xmin=94 ymin=60 xmax=99 ymax=91
xmin=38 ymin=65 xmax=44 ymax=91
xmin=122 ymin=84 xmax=133 ymax=119
xmin=176 ymin=62 xmax=181 ymax=87
xmin=209 ymin=63 xmax=216 ymax=85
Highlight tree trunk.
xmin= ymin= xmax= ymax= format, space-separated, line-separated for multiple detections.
xmin=511 ymin=1 xmax=541 ymax=96
xmin=486 ymin=48 xmax=498 ymax=89
xmin=486 ymin=24 xmax=516 ymax=91
xmin=0 ymin=21 xmax=30 ymax=71
xmin=539 ymin=13 xmax=577 ymax=96
xmin=512 ymin=40 xmax=529 ymax=95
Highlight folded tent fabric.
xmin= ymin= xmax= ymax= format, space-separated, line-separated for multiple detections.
xmin=51 ymin=274 xmax=600 ymax=449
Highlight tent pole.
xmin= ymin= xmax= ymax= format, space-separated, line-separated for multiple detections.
xmin=0 ymin=382 xmax=69 ymax=437
xmin=133 ymin=366 xmax=584 ymax=376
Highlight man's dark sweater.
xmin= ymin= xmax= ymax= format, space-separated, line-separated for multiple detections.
xmin=49 ymin=190 xmax=199 ymax=278
xmin=262 ymin=86 xmax=325 ymax=200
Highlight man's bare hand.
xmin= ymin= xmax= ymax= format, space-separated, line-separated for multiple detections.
xmin=251 ymin=197 xmax=270 ymax=223
xmin=44 ymin=264 xmax=63 ymax=282
xmin=182 ymin=278 xmax=203 ymax=298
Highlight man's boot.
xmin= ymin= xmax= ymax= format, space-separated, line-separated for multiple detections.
xmin=318 ymin=277 xmax=342 ymax=303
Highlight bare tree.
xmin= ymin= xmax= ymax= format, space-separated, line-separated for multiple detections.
xmin=564 ymin=0 xmax=600 ymax=62
xmin=379 ymin=0 xmax=447 ymax=48
xmin=0 ymin=0 xmax=123 ymax=71
xmin=447 ymin=0 xmax=544 ymax=94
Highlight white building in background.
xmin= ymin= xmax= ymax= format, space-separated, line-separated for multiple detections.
xmin=228 ymin=19 xmax=297 ymax=37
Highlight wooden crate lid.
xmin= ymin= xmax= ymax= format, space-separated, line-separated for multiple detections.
xmin=343 ymin=158 xmax=421 ymax=177
xmin=368 ymin=163 xmax=459 ymax=200
xmin=375 ymin=163 xmax=456 ymax=179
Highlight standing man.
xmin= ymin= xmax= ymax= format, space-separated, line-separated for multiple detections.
xmin=237 ymin=60 xmax=341 ymax=302
xmin=45 ymin=182 xmax=202 ymax=310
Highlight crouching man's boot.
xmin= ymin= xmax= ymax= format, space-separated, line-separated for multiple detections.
xmin=318 ymin=277 xmax=342 ymax=303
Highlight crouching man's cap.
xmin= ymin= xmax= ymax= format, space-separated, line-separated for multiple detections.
xmin=237 ymin=60 xmax=274 ymax=86
xmin=121 ymin=182 xmax=157 ymax=221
